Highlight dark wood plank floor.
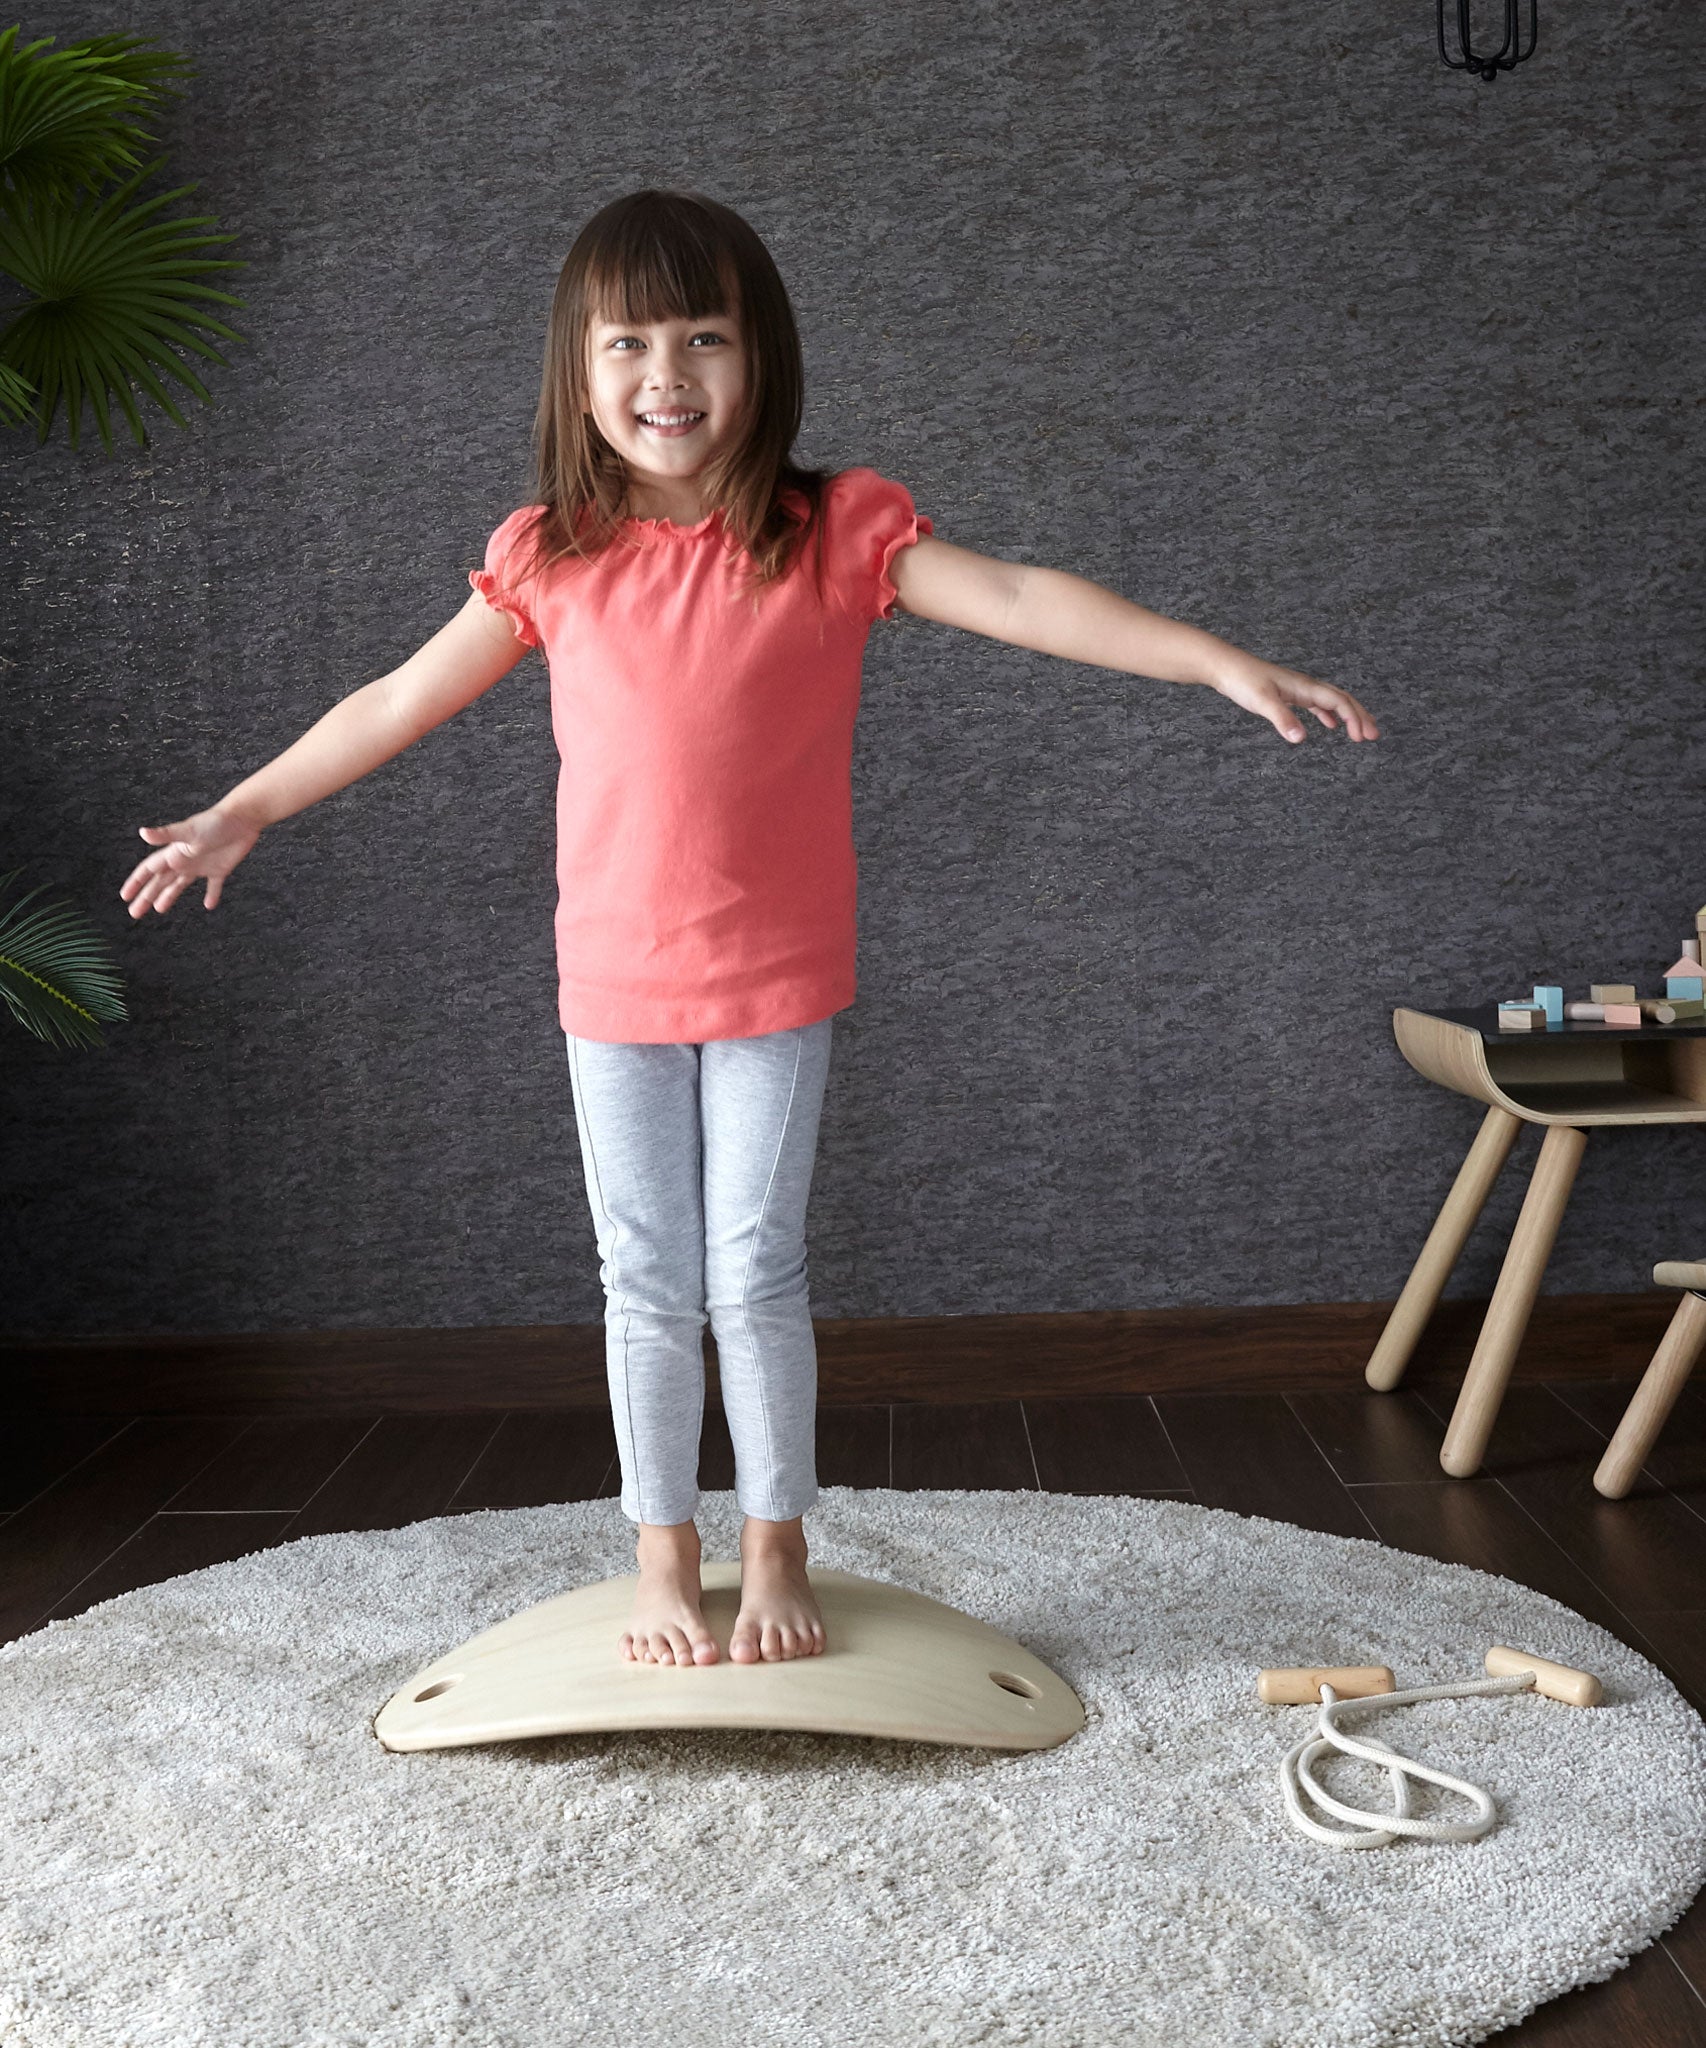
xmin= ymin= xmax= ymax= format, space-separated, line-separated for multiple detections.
xmin=4 ymin=1379 xmax=1704 ymax=2044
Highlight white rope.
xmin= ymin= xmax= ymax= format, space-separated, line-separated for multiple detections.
xmin=1278 ymin=1672 xmax=1538 ymax=1849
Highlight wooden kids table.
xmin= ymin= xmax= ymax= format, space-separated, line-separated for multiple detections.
xmin=1365 ymin=1005 xmax=1706 ymax=1475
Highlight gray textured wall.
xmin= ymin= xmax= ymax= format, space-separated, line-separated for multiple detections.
xmin=4 ymin=3 xmax=1703 ymax=1340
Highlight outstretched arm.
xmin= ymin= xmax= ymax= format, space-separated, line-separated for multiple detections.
xmin=886 ymin=535 xmax=1378 ymax=746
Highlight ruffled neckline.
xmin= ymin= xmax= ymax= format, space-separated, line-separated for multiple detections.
xmin=619 ymin=504 xmax=726 ymax=540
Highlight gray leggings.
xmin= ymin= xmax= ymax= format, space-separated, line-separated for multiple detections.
xmin=565 ymin=1016 xmax=836 ymax=1528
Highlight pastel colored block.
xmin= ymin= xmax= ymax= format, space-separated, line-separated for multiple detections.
xmin=1591 ymin=984 xmax=1638 ymax=1004
xmin=1497 ymin=1005 xmax=1544 ymax=1030
xmin=1601 ymin=1003 xmax=1644 ymax=1027
xmin=1666 ymin=975 xmax=1705 ymax=1000
xmin=1531 ymin=985 xmax=1563 ymax=1024
xmin=1565 ymin=1002 xmax=1606 ymax=1020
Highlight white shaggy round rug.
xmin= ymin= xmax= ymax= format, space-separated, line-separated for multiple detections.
xmin=3 ymin=1486 xmax=1704 ymax=2048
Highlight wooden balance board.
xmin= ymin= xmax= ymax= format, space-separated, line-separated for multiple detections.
xmin=374 ymin=1564 xmax=1086 ymax=1753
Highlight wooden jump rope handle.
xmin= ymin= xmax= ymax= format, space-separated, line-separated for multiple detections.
xmin=1483 ymin=1644 xmax=1603 ymax=1707
xmin=1256 ymin=1647 xmax=1603 ymax=1709
xmin=1257 ymin=1664 xmax=1395 ymax=1704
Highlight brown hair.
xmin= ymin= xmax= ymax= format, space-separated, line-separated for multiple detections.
xmin=504 ymin=188 xmax=835 ymax=610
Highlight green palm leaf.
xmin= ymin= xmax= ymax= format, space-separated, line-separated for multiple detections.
xmin=0 ymin=153 xmax=249 ymax=451
xmin=0 ymin=27 xmax=192 ymax=209
xmin=0 ymin=28 xmax=249 ymax=451
xmin=0 ymin=869 xmax=129 ymax=1052
xmin=0 ymin=355 xmax=37 ymax=426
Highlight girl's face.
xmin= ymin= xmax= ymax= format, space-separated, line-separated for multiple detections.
xmin=584 ymin=300 xmax=749 ymax=514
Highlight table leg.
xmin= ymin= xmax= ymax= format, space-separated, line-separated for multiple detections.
xmin=1594 ymin=1288 xmax=1706 ymax=1499
xmin=1439 ymin=1122 xmax=1588 ymax=1478
xmin=1365 ymin=1104 xmax=1524 ymax=1393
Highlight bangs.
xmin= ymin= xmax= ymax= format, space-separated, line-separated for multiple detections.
xmin=584 ymin=242 xmax=739 ymax=335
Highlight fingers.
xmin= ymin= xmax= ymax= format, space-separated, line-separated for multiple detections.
xmin=135 ymin=872 xmax=187 ymax=917
xmin=121 ymin=868 xmax=167 ymax=918
xmin=1282 ymin=671 xmax=1379 ymax=739
xmin=120 ymin=844 xmax=202 ymax=918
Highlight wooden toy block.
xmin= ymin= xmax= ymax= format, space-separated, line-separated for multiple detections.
xmin=1685 ymin=940 xmax=1702 ymax=964
xmin=1531 ymin=984 xmax=1563 ymax=1024
xmin=1497 ymin=1006 xmax=1544 ymax=1030
xmin=1565 ymin=1002 xmax=1606 ymax=1020
xmin=1256 ymin=1664 xmax=1396 ymax=1704
xmin=1591 ymin=984 xmax=1637 ymax=1004
xmin=1484 ymin=1645 xmax=1603 ymax=1708
xmin=1644 ymin=997 xmax=1705 ymax=1022
xmin=1601 ymin=1003 xmax=1643 ymax=1026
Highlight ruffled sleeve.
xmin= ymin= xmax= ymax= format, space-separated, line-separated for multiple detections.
xmin=828 ymin=467 xmax=934 ymax=624
xmin=468 ymin=505 xmax=545 ymax=647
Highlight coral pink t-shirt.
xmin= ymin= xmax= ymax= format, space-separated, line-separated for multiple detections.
xmin=468 ymin=466 xmax=932 ymax=1043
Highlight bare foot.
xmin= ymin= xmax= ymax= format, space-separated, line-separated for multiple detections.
xmin=621 ymin=1520 xmax=720 ymax=1666
xmin=730 ymin=1515 xmax=827 ymax=1663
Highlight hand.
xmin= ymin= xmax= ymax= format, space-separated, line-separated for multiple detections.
xmin=119 ymin=804 xmax=263 ymax=918
xmin=1206 ymin=648 xmax=1380 ymax=745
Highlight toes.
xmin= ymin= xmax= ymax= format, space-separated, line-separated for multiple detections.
xmin=728 ymin=1617 xmax=829 ymax=1661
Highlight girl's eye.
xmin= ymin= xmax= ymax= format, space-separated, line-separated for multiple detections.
xmin=610 ymin=332 xmax=726 ymax=350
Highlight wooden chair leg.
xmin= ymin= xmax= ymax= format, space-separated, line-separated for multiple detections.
xmin=1440 ymin=1122 xmax=1588 ymax=1478
xmin=1594 ymin=1289 xmax=1706 ymax=1499
xmin=1366 ymin=1105 xmax=1524 ymax=1392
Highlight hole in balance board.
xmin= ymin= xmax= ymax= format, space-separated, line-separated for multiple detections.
xmin=413 ymin=1676 xmax=463 ymax=1703
xmin=989 ymin=1671 xmax=1040 ymax=1701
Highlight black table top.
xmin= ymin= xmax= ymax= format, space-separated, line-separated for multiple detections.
xmin=1402 ymin=1003 xmax=1706 ymax=1045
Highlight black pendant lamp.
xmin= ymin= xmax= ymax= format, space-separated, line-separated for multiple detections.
xmin=1439 ymin=0 xmax=1538 ymax=80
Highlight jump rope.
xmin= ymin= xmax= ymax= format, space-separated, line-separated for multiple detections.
xmin=1256 ymin=1645 xmax=1604 ymax=1849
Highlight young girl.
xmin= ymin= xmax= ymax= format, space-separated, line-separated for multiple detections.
xmin=120 ymin=187 xmax=1379 ymax=1675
